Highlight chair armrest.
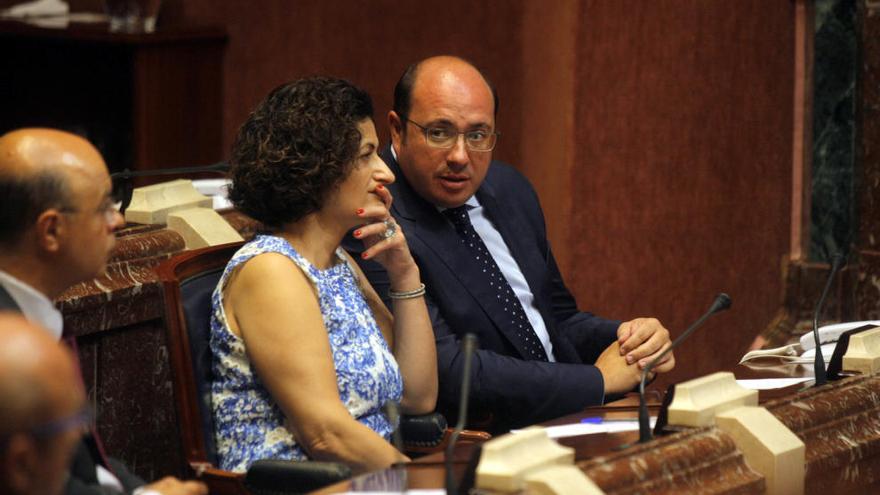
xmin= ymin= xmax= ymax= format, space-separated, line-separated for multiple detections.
xmin=400 ymin=412 xmax=448 ymax=448
xmin=401 ymin=413 xmax=492 ymax=456
xmin=244 ymin=459 xmax=352 ymax=495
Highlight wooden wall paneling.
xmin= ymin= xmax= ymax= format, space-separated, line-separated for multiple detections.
xmin=520 ymin=0 xmax=579 ymax=272
xmin=569 ymin=1 xmax=795 ymax=385
xmin=131 ymin=35 xmax=226 ymax=173
xmin=856 ymin=0 xmax=880 ymax=321
xmin=162 ymin=0 xmax=525 ymax=167
xmin=791 ymin=0 xmax=814 ymax=261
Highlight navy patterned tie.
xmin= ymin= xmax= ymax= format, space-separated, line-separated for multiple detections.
xmin=443 ymin=205 xmax=548 ymax=361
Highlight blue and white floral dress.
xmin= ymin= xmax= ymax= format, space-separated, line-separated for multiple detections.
xmin=209 ymin=235 xmax=403 ymax=473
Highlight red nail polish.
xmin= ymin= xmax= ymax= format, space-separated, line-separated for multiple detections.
xmin=354 ymin=230 xmax=361 ymax=237
xmin=361 ymin=252 xmax=368 ymax=259
xmin=356 ymin=208 xmax=364 ymax=215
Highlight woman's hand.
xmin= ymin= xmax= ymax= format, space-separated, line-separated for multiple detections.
xmin=348 ymin=185 xmax=438 ymax=414
xmin=352 ymin=185 xmax=419 ymax=288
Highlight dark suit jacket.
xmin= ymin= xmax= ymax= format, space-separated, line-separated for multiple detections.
xmin=0 ymin=283 xmax=144 ymax=495
xmin=347 ymin=149 xmax=621 ymax=432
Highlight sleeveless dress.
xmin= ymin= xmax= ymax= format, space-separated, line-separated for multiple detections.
xmin=210 ymin=235 xmax=403 ymax=473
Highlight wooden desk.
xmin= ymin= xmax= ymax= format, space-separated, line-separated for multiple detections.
xmin=314 ymin=369 xmax=880 ymax=494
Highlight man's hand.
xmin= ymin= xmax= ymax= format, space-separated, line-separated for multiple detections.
xmin=138 ymin=477 xmax=208 ymax=495
xmin=594 ymin=341 xmax=642 ymax=394
xmin=616 ymin=318 xmax=675 ymax=373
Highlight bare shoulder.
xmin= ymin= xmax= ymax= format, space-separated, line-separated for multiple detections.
xmin=225 ymin=251 xmax=317 ymax=319
xmin=230 ymin=252 xmax=310 ymax=292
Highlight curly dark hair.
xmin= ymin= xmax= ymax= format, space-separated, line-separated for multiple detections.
xmin=228 ymin=77 xmax=374 ymax=228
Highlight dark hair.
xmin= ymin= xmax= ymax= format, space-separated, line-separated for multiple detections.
xmin=0 ymin=171 xmax=72 ymax=246
xmin=228 ymin=77 xmax=374 ymax=228
xmin=392 ymin=57 xmax=500 ymax=124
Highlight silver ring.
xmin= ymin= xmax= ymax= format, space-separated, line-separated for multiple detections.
xmin=381 ymin=219 xmax=397 ymax=239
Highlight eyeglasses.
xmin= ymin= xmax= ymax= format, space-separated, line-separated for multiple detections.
xmin=60 ymin=197 xmax=122 ymax=225
xmin=406 ymin=119 xmax=499 ymax=152
xmin=30 ymin=405 xmax=93 ymax=440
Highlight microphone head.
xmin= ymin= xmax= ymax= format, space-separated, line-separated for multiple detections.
xmin=711 ymin=293 xmax=732 ymax=314
xmin=822 ymin=233 xmax=848 ymax=268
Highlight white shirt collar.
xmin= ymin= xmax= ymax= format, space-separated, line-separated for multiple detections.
xmin=0 ymin=270 xmax=64 ymax=340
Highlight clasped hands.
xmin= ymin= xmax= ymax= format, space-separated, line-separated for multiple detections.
xmin=596 ymin=318 xmax=675 ymax=395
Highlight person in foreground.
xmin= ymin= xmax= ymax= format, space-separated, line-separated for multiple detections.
xmin=348 ymin=56 xmax=676 ymax=432
xmin=0 ymin=313 xmax=86 ymax=495
xmin=211 ymin=77 xmax=437 ymax=474
xmin=0 ymin=128 xmax=207 ymax=494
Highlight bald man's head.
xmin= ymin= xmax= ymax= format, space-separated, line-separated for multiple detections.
xmin=0 ymin=129 xmax=107 ymax=247
xmin=0 ymin=129 xmax=123 ymax=298
xmin=392 ymin=55 xmax=498 ymax=126
xmin=0 ymin=313 xmax=82 ymax=435
xmin=0 ymin=312 xmax=86 ymax=495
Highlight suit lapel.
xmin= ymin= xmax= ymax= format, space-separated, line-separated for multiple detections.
xmin=0 ymin=282 xmax=22 ymax=312
xmin=384 ymin=151 xmax=494 ymax=304
xmin=383 ymin=149 xmax=543 ymax=359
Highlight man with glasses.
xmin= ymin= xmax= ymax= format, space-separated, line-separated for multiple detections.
xmin=349 ymin=56 xmax=675 ymax=432
xmin=0 ymin=313 xmax=88 ymax=495
xmin=0 ymin=128 xmax=206 ymax=495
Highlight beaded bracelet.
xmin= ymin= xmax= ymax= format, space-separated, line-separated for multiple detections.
xmin=388 ymin=283 xmax=426 ymax=300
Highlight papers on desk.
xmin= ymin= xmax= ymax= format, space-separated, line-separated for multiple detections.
xmin=512 ymin=417 xmax=656 ymax=439
xmin=735 ymin=377 xmax=812 ymax=390
xmin=739 ymin=321 xmax=880 ymax=365
xmin=192 ymin=179 xmax=233 ymax=210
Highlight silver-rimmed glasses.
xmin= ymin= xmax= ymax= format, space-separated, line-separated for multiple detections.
xmin=406 ymin=119 xmax=499 ymax=152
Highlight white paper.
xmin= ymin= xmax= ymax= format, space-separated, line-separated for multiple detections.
xmin=799 ymin=320 xmax=880 ymax=350
xmin=735 ymin=377 xmax=812 ymax=390
xmin=512 ymin=418 xmax=655 ymax=439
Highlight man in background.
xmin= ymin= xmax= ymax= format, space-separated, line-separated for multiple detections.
xmin=0 ymin=128 xmax=206 ymax=495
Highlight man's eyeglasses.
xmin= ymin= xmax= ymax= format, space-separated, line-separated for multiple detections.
xmin=0 ymin=405 xmax=93 ymax=447
xmin=59 ymin=197 xmax=122 ymax=225
xmin=30 ymin=405 xmax=93 ymax=439
xmin=406 ymin=119 xmax=499 ymax=152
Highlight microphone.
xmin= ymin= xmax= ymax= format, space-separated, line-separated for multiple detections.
xmin=382 ymin=401 xmax=405 ymax=457
xmin=446 ymin=333 xmax=478 ymax=495
xmin=637 ymin=293 xmax=732 ymax=443
xmin=811 ymin=234 xmax=847 ymax=386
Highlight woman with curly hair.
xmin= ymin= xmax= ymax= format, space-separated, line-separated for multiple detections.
xmin=210 ymin=77 xmax=437 ymax=474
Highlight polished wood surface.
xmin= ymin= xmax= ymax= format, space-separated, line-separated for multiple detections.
xmin=312 ymin=363 xmax=880 ymax=494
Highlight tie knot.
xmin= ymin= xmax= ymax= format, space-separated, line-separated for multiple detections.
xmin=443 ymin=205 xmax=472 ymax=228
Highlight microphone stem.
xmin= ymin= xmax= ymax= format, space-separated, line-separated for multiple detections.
xmin=110 ymin=162 xmax=229 ymax=180
xmin=446 ymin=334 xmax=476 ymax=495
xmin=638 ymin=298 xmax=726 ymax=443
xmin=812 ymin=255 xmax=843 ymax=386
